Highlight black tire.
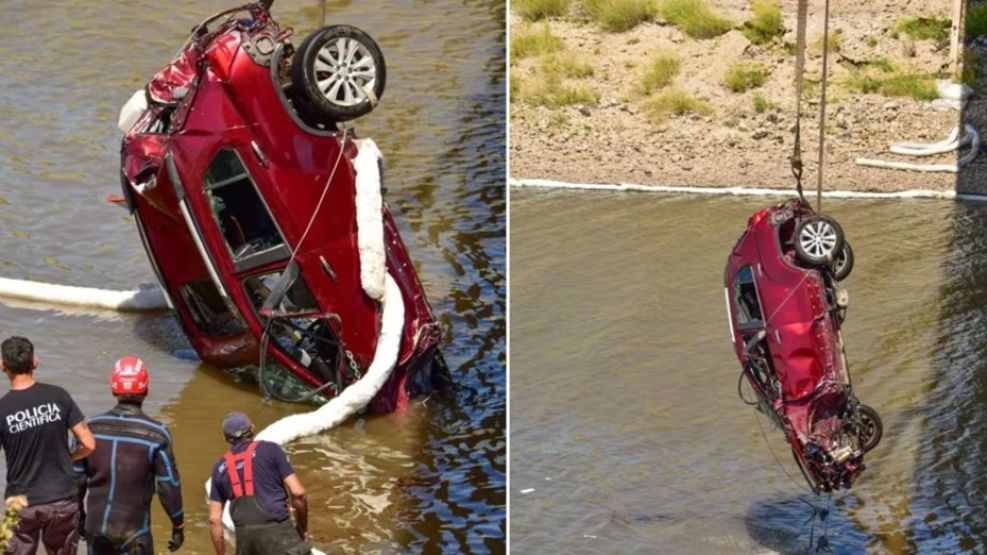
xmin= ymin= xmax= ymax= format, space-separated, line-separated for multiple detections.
xmin=858 ymin=404 xmax=883 ymax=453
xmin=794 ymin=214 xmax=845 ymax=267
xmin=291 ymin=25 xmax=386 ymax=121
xmin=833 ymin=241 xmax=854 ymax=281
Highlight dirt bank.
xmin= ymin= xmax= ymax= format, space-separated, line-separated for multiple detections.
xmin=510 ymin=0 xmax=987 ymax=194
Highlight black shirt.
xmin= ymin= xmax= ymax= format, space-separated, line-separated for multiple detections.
xmin=0 ymin=382 xmax=84 ymax=505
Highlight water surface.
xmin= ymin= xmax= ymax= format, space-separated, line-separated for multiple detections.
xmin=0 ymin=1 xmax=505 ymax=552
xmin=510 ymin=188 xmax=987 ymax=553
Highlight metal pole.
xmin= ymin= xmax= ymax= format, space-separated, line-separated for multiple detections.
xmin=951 ymin=0 xmax=966 ymax=80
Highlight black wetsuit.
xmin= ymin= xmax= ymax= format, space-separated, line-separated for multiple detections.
xmin=75 ymin=402 xmax=183 ymax=554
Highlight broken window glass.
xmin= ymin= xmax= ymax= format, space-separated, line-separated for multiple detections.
xmin=243 ymin=268 xmax=342 ymax=386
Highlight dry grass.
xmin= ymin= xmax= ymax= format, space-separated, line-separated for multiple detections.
xmin=542 ymin=56 xmax=596 ymax=79
xmin=643 ymin=89 xmax=712 ymax=121
xmin=894 ymin=16 xmax=949 ymax=42
xmin=846 ymin=69 xmax=938 ymax=100
xmin=741 ymin=0 xmax=784 ymax=45
xmin=661 ymin=0 xmax=732 ymax=39
xmin=514 ymin=0 xmax=571 ymax=21
xmin=511 ymin=24 xmax=564 ymax=60
xmin=641 ymin=53 xmax=681 ymax=94
xmin=582 ymin=0 xmax=658 ymax=32
xmin=813 ymin=31 xmax=842 ymax=54
xmin=723 ymin=63 xmax=770 ymax=92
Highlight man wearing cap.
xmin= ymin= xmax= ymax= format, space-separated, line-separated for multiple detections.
xmin=75 ymin=356 xmax=185 ymax=554
xmin=0 ymin=336 xmax=95 ymax=555
xmin=207 ymin=412 xmax=311 ymax=555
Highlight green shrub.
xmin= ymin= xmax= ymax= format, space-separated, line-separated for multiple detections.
xmin=846 ymin=70 xmax=938 ymax=100
xmin=724 ymin=63 xmax=770 ymax=92
xmin=524 ymin=84 xmax=601 ymax=107
xmin=542 ymin=56 xmax=596 ymax=79
xmin=752 ymin=92 xmax=770 ymax=113
xmin=643 ymin=89 xmax=712 ymax=120
xmin=515 ymin=0 xmax=570 ymax=21
xmin=813 ymin=31 xmax=841 ymax=54
xmin=583 ymin=0 xmax=658 ymax=32
xmin=661 ymin=0 xmax=733 ymax=39
xmin=641 ymin=54 xmax=681 ymax=93
xmin=895 ymin=16 xmax=949 ymax=42
xmin=962 ymin=50 xmax=980 ymax=88
xmin=511 ymin=24 xmax=564 ymax=60
xmin=969 ymin=2 xmax=987 ymax=38
xmin=742 ymin=0 xmax=784 ymax=44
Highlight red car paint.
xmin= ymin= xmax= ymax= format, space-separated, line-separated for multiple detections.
xmin=725 ymin=199 xmax=873 ymax=492
xmin=118 ymin=3 xmax=442 ymax=412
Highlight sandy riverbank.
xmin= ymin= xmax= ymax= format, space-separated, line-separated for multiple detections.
xmin=510 ymin=0 xmax=987 ymax=194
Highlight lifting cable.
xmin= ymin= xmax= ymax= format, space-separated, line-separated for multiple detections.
xmin=258 ymin=125 xmax=350 ymax=403
xmin=792 ymin=0 xmax=832 ymax=212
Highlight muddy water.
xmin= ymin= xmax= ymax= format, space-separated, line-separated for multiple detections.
xmin=510 ymin=188 xmax=987 ymax=553
xmin=0 ymin=1 xmax=504 ymax=552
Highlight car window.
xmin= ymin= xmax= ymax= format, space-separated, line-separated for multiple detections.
xmin=734 ymin=265 xmax=764 ymax=326
xmin=204 ymin=149 xmax=289 ymax=267
xmin=179 ymin=279 xmax=246 ymax=337
xmin=243 ymin=268 xmax=342 ymax=384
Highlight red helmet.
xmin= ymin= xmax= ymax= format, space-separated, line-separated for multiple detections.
xmin=111 ymin=356 xmax=149 ymax=395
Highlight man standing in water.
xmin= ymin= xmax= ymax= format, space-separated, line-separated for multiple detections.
xmin=207 ymin=412 xmax=311 ymax=555
xmin=0 ymin=336 xmax=95 ymax=554
xmin=76 ymin=356 xmax=185 ymax=554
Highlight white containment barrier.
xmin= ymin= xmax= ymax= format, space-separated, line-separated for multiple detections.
xmin=0 ymin=277 xmax=168 ymax=312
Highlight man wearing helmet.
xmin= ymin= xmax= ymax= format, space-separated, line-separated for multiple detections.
xmin=207 ymin=411 xmax=311 ymax=555
xmin=75 ymin=356 xmax=185 ymax=554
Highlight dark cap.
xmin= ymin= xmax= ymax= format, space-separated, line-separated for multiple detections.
xmin=222 ymin=411 xmax=253 ymax=439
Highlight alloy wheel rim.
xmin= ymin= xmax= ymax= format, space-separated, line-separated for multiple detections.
xmin=314 ymin=37 xmax=377 ymax=107
xmin=799 ymin=221 xmax=837 ymax=259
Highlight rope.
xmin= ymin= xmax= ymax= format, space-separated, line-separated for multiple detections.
xmin=751 ymin=403 xmax=814 ymax=495
xmin=790 ymin=0 xmax=809 ymax=202
xmin=258 ymin=128 xmax=350 ymax=402
xmin=816 ymin=0 xmax=832 ymax=212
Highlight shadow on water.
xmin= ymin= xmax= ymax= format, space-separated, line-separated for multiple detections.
xmin=900 ymin=202 xmax=987 ymax=552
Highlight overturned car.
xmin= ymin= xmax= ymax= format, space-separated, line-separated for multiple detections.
xmin=117 ymin=0 xmax=445 ymax=411
xmin=724 ymin=199 xmax=882 ymax=493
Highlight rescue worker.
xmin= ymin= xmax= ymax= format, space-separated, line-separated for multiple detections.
xmin=76 ymin=356 xmax=184 ymax=554
xmin=207 ymin=412 xmax=311 ymax=555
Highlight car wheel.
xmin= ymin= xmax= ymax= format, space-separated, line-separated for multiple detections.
xmin=857 ymin=404 xmax=883 ymax=453
xmin=833 ymin=241 xmax=854 ymax=281
xmin=794 ymin=214 xmax=845 ymax=267
xmin=291 ymin=25 xmax=386 ymax=122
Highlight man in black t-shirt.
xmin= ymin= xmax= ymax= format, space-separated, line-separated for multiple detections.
xmin=0 ymin=336 xmax=95 ymax=554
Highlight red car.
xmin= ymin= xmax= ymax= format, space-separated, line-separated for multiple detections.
xmin=724 ymin=198 xmax=882 ymax=493
xmin=116 ymin=0 xmax=445 ymax=412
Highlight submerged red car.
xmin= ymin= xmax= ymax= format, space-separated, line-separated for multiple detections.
xmin=117 ymin=0 xmax=445 ymax=412
xmin=724 ymin=198 xmax=882 ymax=493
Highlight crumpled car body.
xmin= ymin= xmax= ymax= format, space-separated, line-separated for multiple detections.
xmin=117 ymin=2 xmax=444 ymax=412
xmin=724 ymin=199 xmax=880 ymax=493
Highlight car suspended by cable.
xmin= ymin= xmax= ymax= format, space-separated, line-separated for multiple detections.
xmin=724 ymin=198 xmax=882 ymax=493
xmin=116 ymin=0 xmax=447 ymax=411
